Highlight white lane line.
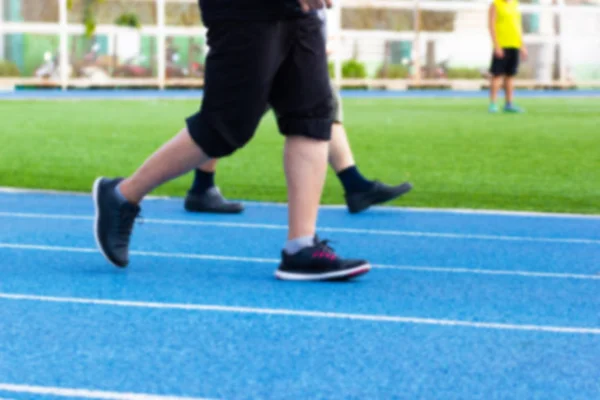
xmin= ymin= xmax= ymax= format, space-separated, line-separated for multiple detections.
xmin=373 ymin=263 xmax=600 ymax=281
xmin=0 ymin=383 xmax=215 ymax=400
xmin=1 ymin=243 xmax=598 ymax=281
xmin=0 ymin=212 xmax=598 ymax=245
xmin=249 ymin=202 xmax=600 ymax=220
xmin=0 ymin=292 xmax=599 ymax=335
xmin=2 ymin=186 xmax=600 ymax=220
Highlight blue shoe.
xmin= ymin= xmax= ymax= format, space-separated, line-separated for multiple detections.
xmin=504 ymin=104 xmax=524 ymax=113
xmin=488 ymin=103 xmax=499 ymax=113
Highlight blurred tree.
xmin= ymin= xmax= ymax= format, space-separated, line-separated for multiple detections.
xmin=67 ymin=0 xmax=106 ymax=37
xmin=68 ymin=0 xmax=155 ymax=27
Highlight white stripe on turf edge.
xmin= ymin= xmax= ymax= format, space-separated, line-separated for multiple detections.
xmin=1 ymin=243 xmax=599 ymax=281
xmin=0 ymin=292 xmax=599 ymax=335
xmin=0 ymin=383 xmax=214 ymax=400
xmin=0 ymin=212 xmax=598 ymax=245
xmin=0 ymin=186 xmax=598 ymax=220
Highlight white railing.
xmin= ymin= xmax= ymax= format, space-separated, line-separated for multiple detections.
xmin=1 ymin=0 xmax=599 ymax=89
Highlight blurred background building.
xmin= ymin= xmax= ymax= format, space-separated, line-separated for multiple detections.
xmin=0 ymin=0 xmax=599 ymax=89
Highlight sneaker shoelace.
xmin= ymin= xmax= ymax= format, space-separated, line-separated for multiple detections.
xmin=312 ymin=239 xmax=338 ymax=261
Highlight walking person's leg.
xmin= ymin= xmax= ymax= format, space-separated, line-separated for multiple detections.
xmin=185 ymin=86 xmax=412 ymax=215
xmin=488 ymin=48 xmax=505 ymax=113
xmin=93 ymin=20 xmax=286 ymax=268
xmin=269 ymin=14 xmax=369 ymax=280
xmin=326 ymin=88 xmax=412 ymax=213
xmin=185 ymin=159 xmax=244 ymax=214
xmin=185 ymin=5 xmax=409 ymax=216
xmin=489 ymin=75 xmax=503 ymax=113
xmin=503 ymin=48 xmax=524 ymax=113
xmin=93 ymin=15 xmax=370 ymax=280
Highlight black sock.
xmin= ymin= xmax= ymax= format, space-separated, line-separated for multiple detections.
xmin=337 ymin=166 xmax=374 ymax=194
xmin=190 ymin=169 xmax=215 ymax=194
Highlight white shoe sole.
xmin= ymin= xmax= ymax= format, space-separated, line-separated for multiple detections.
xmin=274 ymin=263 xmax=371 ymax=281
xmin=92 ymin=177 xmax=123 ymax=268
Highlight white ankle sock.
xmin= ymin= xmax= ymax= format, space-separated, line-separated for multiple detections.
xmin=284 ymin=236 xmax=314 ymax=255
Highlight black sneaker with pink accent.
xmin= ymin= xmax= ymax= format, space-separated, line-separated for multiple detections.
xmin=275 ymin=237 xmax=371 ymax=281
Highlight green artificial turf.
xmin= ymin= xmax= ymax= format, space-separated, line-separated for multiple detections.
xmin=1 ymin=97 xmax=599 ymax=214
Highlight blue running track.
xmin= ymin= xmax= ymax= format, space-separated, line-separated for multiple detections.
xmin=1 ymin=88 xmax=600 ymax=100
xmin=0 ymin=190 xmax=599 ymax=399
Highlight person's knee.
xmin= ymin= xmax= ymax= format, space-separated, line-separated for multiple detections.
xmin=284 ymin=135 xmax=330 ymax=160
xmin=185 ymin=112 xmax=254 ymax=158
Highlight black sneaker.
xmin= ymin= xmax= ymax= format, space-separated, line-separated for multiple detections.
xmin=184 ymin=187 xmax=244 ymax=214
xmin=275 ymin=237 xmax=370 ymax=281
xmin=93 ymin=177 xmax=140 ymax=268
xmin=346 ymin=181 xmax=413 ymax=214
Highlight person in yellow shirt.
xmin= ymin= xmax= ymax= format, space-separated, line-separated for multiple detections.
xmin=488 ymin=0 xmax=528 ymax=113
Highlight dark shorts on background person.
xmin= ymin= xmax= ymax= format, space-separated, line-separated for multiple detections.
xmin=489 ymin=48 xmax=520 ymax=77
xmin=186 ymin=14 xmax=333 ymax=158
xmin=329 ymin=86 xmax=343 ymax=123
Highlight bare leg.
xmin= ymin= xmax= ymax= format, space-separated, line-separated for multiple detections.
xmin=276 ymin=133 xmax=371 ymax=280
xmin=327 ymin=122 xmax=356 ymax=173
xmin=326 ymin=121 xmax=413 ymax=214
xmin=490 ymin=75 xmax=502 ymax=104
xmin=504 ymin=76 xmax=514 ymax=105
xmin=119 ymin=128 xmax=211 ymax=204
xmin=199 ymin=159 xmax=218 ymax=173
xmin=284 ymin=136 xmax=329 ymax=240
xmin=197 ymin=122 xmax=353 ymax=185
xmin=186 ymin=112 xmax=411 ymax=218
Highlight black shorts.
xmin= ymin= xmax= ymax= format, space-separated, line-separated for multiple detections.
xmin=266 ymin=80 xmax=343 ymax=124
xmin=186 ymin=14 xmax=333 ymax=158
xmin=489 ymin=48 xmax=520 ymax=77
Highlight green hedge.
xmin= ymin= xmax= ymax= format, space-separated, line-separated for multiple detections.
xmin=445 ymin=68 xmax=482 ymax=79
xmin=342 ymin=59 xmax=367 ymax=78
xmin=328 ymin=59 xmax=368 ymax=79
xmin=376 ymin=64 xmax=410 ymax=79
xmin=0 ymin=61 xmax=20 ymax=77
xmin=328 ymin=61 xmax=410 ymax=79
